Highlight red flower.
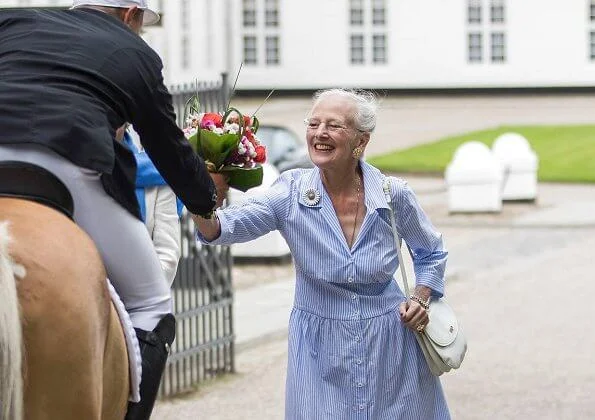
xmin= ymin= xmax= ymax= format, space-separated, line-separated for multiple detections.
xmin=254 ymin=145 xmax=266 ymax=163
xmin=244 ymin=129 xmax=257 ymax=146
xmin=202 ymin=112 xmax=223 ymax=127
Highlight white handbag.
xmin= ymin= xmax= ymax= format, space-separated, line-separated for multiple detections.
xmin=383 ymin=179 xmax=467 ymax=376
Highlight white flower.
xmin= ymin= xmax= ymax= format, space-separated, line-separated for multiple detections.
xmin=226 ymin=123 xmax=239 ymax=132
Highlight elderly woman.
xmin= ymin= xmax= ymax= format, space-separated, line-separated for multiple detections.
xmin=193 ymin=89 xmax=451 ymax=419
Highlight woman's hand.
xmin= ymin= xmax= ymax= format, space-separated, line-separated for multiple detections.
xmin=399 ymin=299 xmax=429 ymax=333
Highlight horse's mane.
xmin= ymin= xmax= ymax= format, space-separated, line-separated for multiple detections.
xmin=0 ymin=221 xmax=24 ymax=420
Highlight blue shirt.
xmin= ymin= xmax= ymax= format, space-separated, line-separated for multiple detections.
xmin=123 ymin=132 xmax=184 ymax=221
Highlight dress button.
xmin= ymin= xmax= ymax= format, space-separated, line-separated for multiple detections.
xmin=359 ymin=403 xmax=366 ymax=410
xmin=354 ymin=335 xmax=360 ymax=342
xmin=354 ymin=311 xmax=360 ymax=317
xmin=347 ymin=277 xmax=354 ymax=283
xmin=357 ymin=382 xmax=364 ymax=387
xmin=351 ymin=294 xmax=357 ymax=300
xmin=355 ymin=359 xmax=362 ymax=365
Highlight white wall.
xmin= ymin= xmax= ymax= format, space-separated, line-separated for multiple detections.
xmin=3 ymin=0 xmax=595 ymax=89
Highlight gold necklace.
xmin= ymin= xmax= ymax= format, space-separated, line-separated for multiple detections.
xmin=349 ymin=176 xmax=361 ymax=248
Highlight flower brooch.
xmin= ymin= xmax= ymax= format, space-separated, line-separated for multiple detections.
xmin=302 ymin=188 xmax=321 ymax=206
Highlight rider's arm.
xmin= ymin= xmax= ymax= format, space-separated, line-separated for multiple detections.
xmin=100 ymin=47 xmax=217 ymax=218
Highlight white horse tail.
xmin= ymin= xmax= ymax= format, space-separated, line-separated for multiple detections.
xmin=0 ymin=221 xmax=23 ymax=420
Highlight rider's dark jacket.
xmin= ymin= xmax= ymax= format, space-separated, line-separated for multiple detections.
xmin=0 ymin=8 xmax=216 ymax=219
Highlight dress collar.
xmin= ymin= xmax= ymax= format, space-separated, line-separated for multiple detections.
xmin=297 ymin=161 xmax=391 ymax=211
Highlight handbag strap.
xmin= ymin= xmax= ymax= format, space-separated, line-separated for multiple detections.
xmin=382 ymin=178 xmax=411 ymax=299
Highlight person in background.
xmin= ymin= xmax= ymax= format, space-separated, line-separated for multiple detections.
xmin=118 ymin=125 xmax=183 ymax=286
xmin=193 ymin=88 xmax=451 ymax=419
xmin=0 ymin=1 xmax=227 ymax=418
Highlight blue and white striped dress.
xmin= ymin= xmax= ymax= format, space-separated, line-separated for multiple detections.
xmin=198 ymin=162 xmax=451 ymax=419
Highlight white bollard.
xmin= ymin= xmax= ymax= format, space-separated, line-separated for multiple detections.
xmin=492 ymin=133 xmax=539 ymax=201
xmin=445 ymin=141 xmax=504 ymax=213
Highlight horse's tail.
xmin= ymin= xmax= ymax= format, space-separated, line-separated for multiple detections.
xmin=0 ymin=221 xmax=23 ymax=420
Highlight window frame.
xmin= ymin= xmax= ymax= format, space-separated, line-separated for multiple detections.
xmin=490 ymin=31 xmax=506 ymax=62
xmin=350 ymin=0 xmax=365 ymax=26
xmin=265 ymin=35 xmax=280 ymax=65
xmin=372 ymin=33 xmax=387 ymax=64
xmin=264 ymin=0 xmax=279 ymax=27
xmin=468 ymin=32 xmax=483 ymax=63
xmin=242 ymin=0 xmax=257 ymax=27
xmin=243 ymin=35 xmax=258 ymax=65
xmin=490 ymin=0 xmax=505 ymax=23
xmin=467 ymin=0 xmax=482 ymax=24
xmin=350 ymin=33 xmax=365 ymax=64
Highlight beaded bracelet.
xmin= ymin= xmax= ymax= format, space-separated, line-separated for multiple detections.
xmin=410 ymin=295 xmax=430 ymax=310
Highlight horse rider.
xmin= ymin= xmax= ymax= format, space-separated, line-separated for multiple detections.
xmin=0 ymin=1 xmax=228 ymax=418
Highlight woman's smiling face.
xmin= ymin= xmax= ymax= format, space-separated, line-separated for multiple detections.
xmin=305 ymin=96 xmax=364 ymax=170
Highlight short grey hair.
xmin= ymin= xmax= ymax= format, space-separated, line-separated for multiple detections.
xmin=311 ymin=88 xmax=378 ymax=133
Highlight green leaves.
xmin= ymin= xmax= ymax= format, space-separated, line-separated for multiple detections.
xmin=198 ymin=129 xmax=240 ymax=169
xmin=186 ymin=128 xmax=263 ymax=191
xmin=220 ymin=165 xmax=264 ymax=192
xmin=186 ymin=129 xmax=240 ymax=170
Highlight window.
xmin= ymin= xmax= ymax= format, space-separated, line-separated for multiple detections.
xmin=265 ymin=36 xmax=279 ymax=65
xmin=491 ymin=32 xmax=506 ymax=62
xmin=181 ymin=36 xmax=190 ymax=69
xmin=265 ymin=0 xmax=279 ymax=27
xmin=243 ymin=36 xmax=258 ymax=65
xmin=468 ymin=0 xmax=482 ymax=24
xmin=350 ymin=34 xmax=365 ymax=64
xmin=468 ymin=33 xmax=482 ymax=62
xmin=591 ymin=1 xmax=595 ymax=21
xmin=372 ymin=34 xmax=386 ymax=63
xmin=590 ymin=31 xmax=595 ymax=59
xmin=372 ymin=0 xmax=386 ymax=25
xmin=350 ymin=0 xmax=364 ymax=25
xmin=243 ymin=0 xmax=257 ymax=27
xmin=490 ymin=0 xmax=505 ymax=23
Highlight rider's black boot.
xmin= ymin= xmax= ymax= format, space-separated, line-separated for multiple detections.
xmin=125 ymin=313 xmax=176 ymax=420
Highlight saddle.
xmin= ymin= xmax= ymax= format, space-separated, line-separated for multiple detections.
xmin=0 ymin=161 xmax=74 ymax=219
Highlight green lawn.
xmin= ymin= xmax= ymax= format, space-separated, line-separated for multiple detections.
xmin=368 ymin=125 xmax=595 ymax=183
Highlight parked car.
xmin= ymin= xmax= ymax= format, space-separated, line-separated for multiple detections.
xmin=256 ymin=125 xmax=314 ymax=172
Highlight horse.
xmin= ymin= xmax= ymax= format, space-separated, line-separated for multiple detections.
xmin=0 ymin=193 xmax=130 ymax=419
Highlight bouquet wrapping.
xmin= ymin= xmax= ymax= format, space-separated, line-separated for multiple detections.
xmin=183 ymin=97 xmax=266 ymax=192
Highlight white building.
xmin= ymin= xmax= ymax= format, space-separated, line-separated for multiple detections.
xmin=3 ymin=0 xmax=595 ymax=90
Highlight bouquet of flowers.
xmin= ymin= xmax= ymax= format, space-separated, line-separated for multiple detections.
xmin=183 ymin=96 xmax=267 ymax=192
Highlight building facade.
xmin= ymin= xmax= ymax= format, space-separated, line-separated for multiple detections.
xmin=3 ymin=0 xmax=595 ymax=90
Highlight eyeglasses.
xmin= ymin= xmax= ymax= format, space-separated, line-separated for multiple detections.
xmin=304 ymin=118 xmax=365 ymax=133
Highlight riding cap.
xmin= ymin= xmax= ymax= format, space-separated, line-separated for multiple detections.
xmin=71 ymin=0 xmax=160 ymax=26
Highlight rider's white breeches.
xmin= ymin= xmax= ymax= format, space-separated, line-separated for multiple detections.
xmin=0 ymin=144 xmax=171 ymax=331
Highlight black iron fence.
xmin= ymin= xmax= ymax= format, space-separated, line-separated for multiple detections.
xmin=159 ymin=73 xmax=235 ymax=397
